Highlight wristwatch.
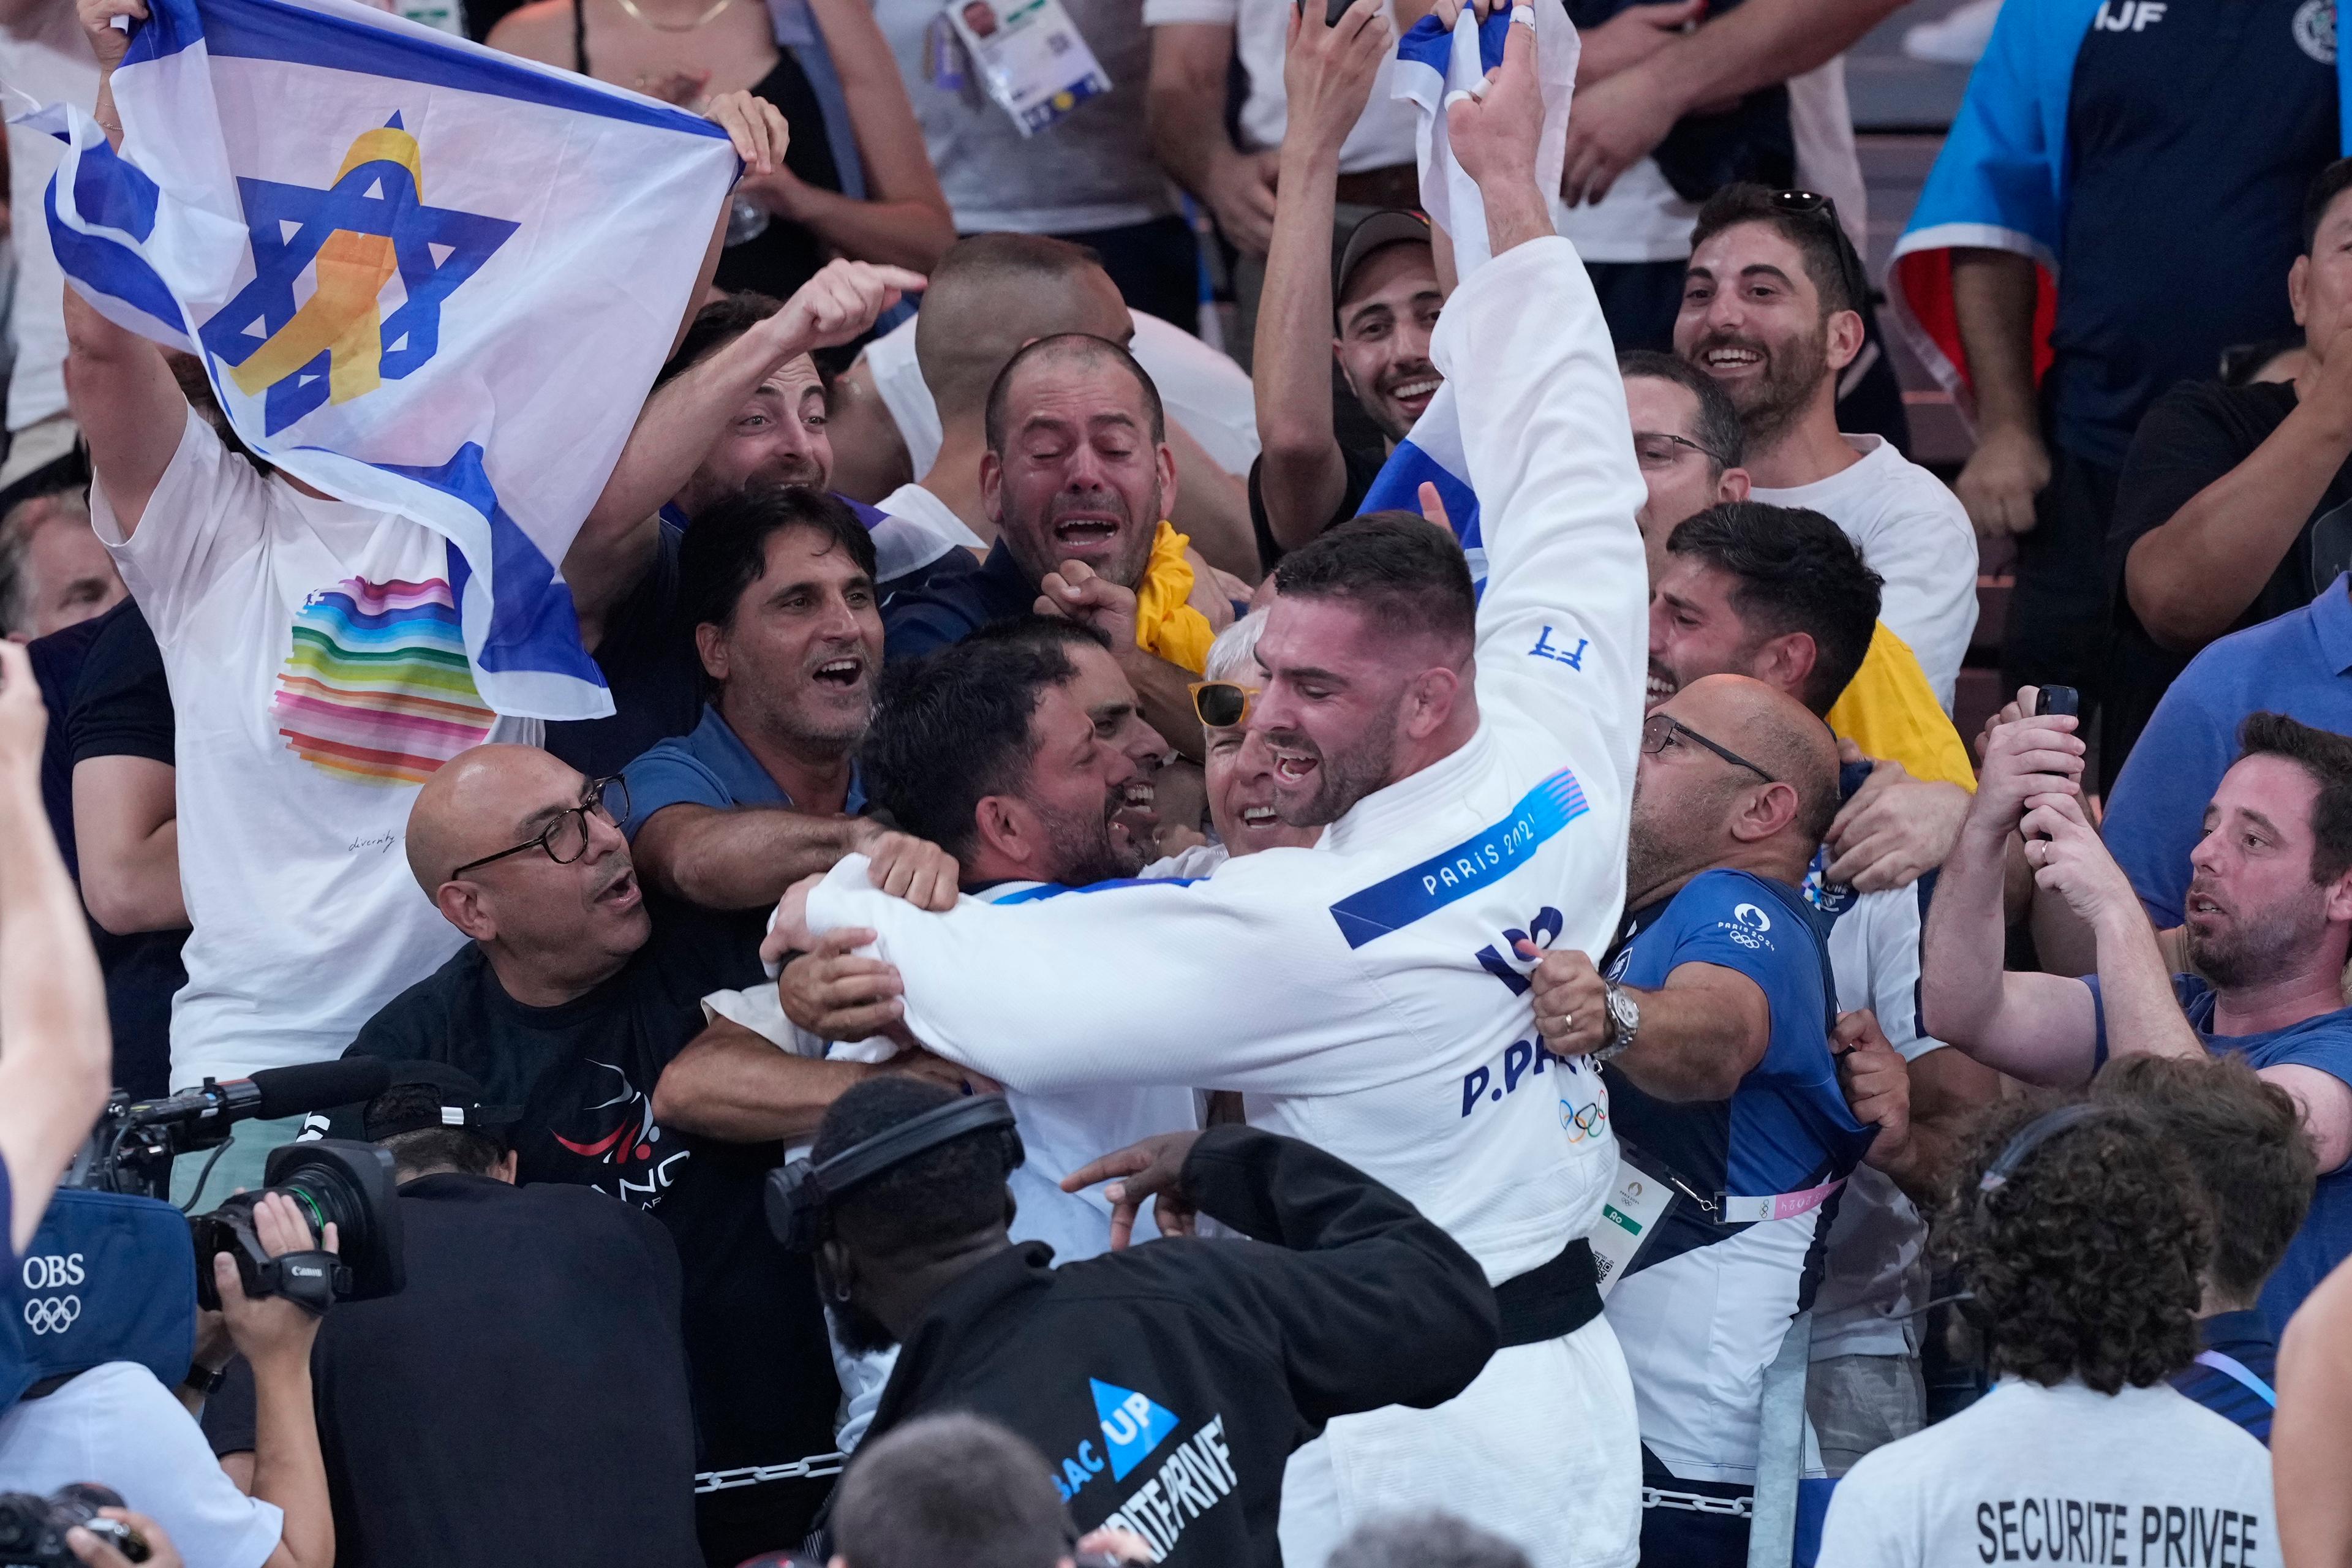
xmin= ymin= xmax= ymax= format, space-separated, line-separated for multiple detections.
xmin=182 ymin=1362 xmax=228 ymax=1398
xmin=1589 ymin=984 xmax=1640 ymax=1065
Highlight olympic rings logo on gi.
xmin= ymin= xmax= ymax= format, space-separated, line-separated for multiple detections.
xmin=23 ymin=1295 xmax=81 ymax=1335
xmin=1561 ymin=1099 xmax=1607 ymax=1142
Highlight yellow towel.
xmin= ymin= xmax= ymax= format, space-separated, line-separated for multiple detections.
xmin=1132 ymin=520 xmax=1218 ymax=674
xmin=1825 ymin=622 xmax=1979 ymax=791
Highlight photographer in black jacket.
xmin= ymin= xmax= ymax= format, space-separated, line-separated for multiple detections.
xmin=797 ymin=1077 xmax=1501 ymax=1568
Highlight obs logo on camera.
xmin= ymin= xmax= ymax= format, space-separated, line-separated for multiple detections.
xmin=21 ymin=1251 xmax=84 ymax=1336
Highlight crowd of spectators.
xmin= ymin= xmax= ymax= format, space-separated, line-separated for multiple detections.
xmin=3 ymin=0 xmax=2352 ymax=1563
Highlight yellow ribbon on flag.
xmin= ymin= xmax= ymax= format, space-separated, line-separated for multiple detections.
xmin=228 ymin=124 xmax=420 ymax=407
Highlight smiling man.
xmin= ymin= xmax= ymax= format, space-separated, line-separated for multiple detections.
xmin=620 ymin=486 xmax=949 ymax=927
xmin=773 ymin=29 xmax=1654 ymax=1564
xmin=1672 ymin=184 xmax=1977 ymax=708
xmin=883 ymin=333 xmax=1226 ymax=754
xmin=1921 ymin=705 xmax=2352 ymax=1334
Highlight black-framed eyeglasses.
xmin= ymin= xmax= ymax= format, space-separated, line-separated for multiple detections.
xmin=448 ymin=775 xmax=631 ymax=879
xmin=1642 ymin=712 xmax=1776 ymax=784
xmin=1632 ymin=431 xmax=1725 ymax=472
xmin=1769 ymin=189 xmax=1871 ymax=319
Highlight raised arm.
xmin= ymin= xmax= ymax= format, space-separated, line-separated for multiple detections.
xmin=1441 ymin=22 xmax=1649 ymax=761
xmin=1253 ymin=0 xmax=1389 ymax=556
xmin=61 ymin=0 xmax=193 ymax=540
xmin=0 ymin=642 xmax=111 ymax=1254
xmin=565 ymin=258 xmax=922 ymax=635
xmin=1918 ymin=707 xmax=2101 ymax=1084
xmin=2123 ymin=323 xmax=2352 ymax=651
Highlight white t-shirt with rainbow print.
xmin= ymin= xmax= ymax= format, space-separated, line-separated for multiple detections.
xmin=94 ymin=408 xmax=538 ymax=1088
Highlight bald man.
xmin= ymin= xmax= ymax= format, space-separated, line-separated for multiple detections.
xmin=350 ymin=741 xmax=859 ymax=1558
xmin=1523 ymin=674 xmax=1871 ymax=1567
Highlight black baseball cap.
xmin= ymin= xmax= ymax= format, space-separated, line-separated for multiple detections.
xmin=1334 ymin=209 xmax=1435 ymax=310
xmin=361 ymin=1061 xmax=522 ymax=1142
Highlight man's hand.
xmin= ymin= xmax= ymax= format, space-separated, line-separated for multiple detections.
xmin=1036 ymin=559 xmax=1142 ymax=648
xmin=75 ymin=0 xmax=142 ymax=72
xmin=771 ymin=258 xmax=928 ymax=356
xmin=859 ymin=828 xmax=959 ymax=911
xmin=1522 ymin=943 xmax=1609 ymax=1057
xmin=1968 ymin=692 xmax=2083 ymax=840
xmin=68 ymin=1510 xmax=179 ymax=1568
xmin=704 ymin=89 xmax=791 ymax=176
xmin=1283 ymin=0 xmax=1392 ymax=162
xmin=1447 ymin=6 xmax=1544 ymax=191
xmin=1954 ymin=424 xmax=2050 ymax=541
xmin=2020 ymin=791 xmax=2141 ymax=930
xmin=217 ymin=1193 xmax=334 ymax=1366
xmin=1577 ymin=0 xmax=1701 ymax=83
xmin=762 ymin=875 xmax=824 ymax=966
xmin=0 ymin=642 xmax=48 ymax=790
xmin=1834 ymin=1009 xmax=1912 ymax=1175
xmin=1062 ymin=1130 xmax=1205 ymax=1250
xmin=780 ymin=927 xmax=907 ymax=1041
xmin=1823 ymin=756 xmax=1970 ymax=892
xmin=1073 ymin=1526 xmax=1158 ymax=1567
xmin=873 ymin=1046 xmax=1001 ymax=1097
xmin=1559 ymin=64 xmax=1683 ymax=206
xmin=1204 ymin=151 xmax=1281 ymax=258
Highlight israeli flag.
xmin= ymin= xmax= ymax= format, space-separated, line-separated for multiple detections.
xmin=23 ymin=0 xmax=740 ymax=719
xmin=1361 ymin=2 xmax=1578 ymax=587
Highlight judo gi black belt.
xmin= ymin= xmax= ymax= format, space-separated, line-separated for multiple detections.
xmin=1493 ymin=1236 xmax=1601 ymax=1348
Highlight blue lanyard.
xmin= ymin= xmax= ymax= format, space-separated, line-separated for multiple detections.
xmin=2194 ymin=1349 xmax=2277 ymax=1409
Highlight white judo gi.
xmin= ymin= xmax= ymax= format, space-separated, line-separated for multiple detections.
xmin=805 ymin=232 xmax=1650 ymax=1568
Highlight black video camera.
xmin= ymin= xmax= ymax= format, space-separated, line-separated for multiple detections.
xmin=189 ymin=1140 xmax=405 ymax=1313
xmin=0 ymin=1484 xmax=149 ymax=1566
xmin=59 ymin=1059 xmax=405 ymax=1313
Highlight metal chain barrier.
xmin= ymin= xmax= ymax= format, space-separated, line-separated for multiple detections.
xmin=695 ymin=1453 xmax=848 ymax=1494
xmin=1642 ymin=1487 xmax=1754 ymax=1518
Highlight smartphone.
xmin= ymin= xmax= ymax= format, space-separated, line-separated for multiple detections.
xmin=2034 ymin=685 xmax=2081 ymax=720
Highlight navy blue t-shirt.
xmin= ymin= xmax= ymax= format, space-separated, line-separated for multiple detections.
xmin=1600 ymin=869 xmax=1871 ymax=1276
xmin=881 ymin=541 xmax=1038 ymax=663
xmin=2090 ymin=973 xmax=2352 ymax=1332
xmin=2169 ymin=1310 xmax=2279 ymax=1445
xmin=2049 ymin=0 xmax=2337 ymax=469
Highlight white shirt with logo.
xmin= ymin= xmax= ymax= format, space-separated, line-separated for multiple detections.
xmin=808 ymin=235 xmax=1651 ymax=1568
xmin=92 ymin=410 xmax=538 ymax=1087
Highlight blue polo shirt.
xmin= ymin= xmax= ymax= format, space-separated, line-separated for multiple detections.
xmin=618 ymin=703 xmax=865 ymax=839
xmin=2105 ymin=575 xmax=2352 ymax=928
xmin=881 ymin=541 xmax=1038 ymax=664
xmin=2089 ymin=973 xmax=2352 ymax=1333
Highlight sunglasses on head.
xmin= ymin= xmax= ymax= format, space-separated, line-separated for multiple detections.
xmin=1768 ymin=189 xmax=1871 ymax=318
xmin=1189 ymin=680 xmax=1257 ymax=730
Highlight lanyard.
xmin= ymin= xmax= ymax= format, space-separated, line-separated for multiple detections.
xmin=2193 ymin=1349 xmax=2278 ymax=1409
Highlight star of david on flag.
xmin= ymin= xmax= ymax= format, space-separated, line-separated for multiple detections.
xmin=17 ymin=0 xmax=741 ymax=719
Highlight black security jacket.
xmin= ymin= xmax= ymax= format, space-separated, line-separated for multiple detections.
xmin=858 ymin=1126 xmax=1502 ymax=1568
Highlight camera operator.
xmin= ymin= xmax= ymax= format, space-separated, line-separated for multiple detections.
xmin=203 ymin=1066 xmax=701 ymax=1568
xmin=67 ymin=1506 xmax=182 ymax=1568
xmin=0 ymin=1192 xmax=332 ymax=1568
xmin=796 ymin=1077 xmax=1500 ymax=1568
xmin=0 ymin=635 xmax=112 ymax=1263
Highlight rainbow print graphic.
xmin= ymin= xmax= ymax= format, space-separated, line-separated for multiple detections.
xmin=271 ymin=576 xmax=495 ymax=785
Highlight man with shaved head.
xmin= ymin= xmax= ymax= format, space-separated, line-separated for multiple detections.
xmin=347 ymin=741 xmax=870 ymax=1559
xmin=1525 ymin=674 xmax=1871 ymax=1565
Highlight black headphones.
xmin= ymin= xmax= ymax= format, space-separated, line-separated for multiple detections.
xmin=1972 ymin=1102 xmax=2105 ymax=1224
xmin=765 ymin=1095 xmax=1025 ymax=1253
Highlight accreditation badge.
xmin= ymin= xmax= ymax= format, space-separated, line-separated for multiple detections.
xmin=941 ymin=0 xmax=1114 ymax=137
xmin=1588 ymin=1153 xmax=1673 ymax=1297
